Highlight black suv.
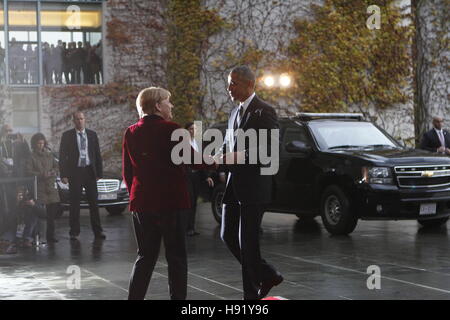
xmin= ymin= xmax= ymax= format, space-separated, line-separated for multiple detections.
xmin=210 ymin=113 xmax=450 ymax=235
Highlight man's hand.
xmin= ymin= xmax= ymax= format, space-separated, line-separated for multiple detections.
xmin=206 ymin=177 xmax=214 ymax=188
xmin=445 ymin=148 xmax=450 ymax=155
xmin=61 ymin=177 xmax=69 ymax=184
xmin=437 ymin=146 xmax=446 ymax=153
xmin=25 ymin=199 xmax=35 ymax=206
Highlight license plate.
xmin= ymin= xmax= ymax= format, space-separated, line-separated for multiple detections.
xmin=419 ymin=203 xmax=436 ymax=215
xmin=98 ymin=193 xmax=117 ymax=200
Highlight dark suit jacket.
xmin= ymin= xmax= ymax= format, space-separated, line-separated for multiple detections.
xmin=122 ymin=115 xmax=213 ymax=213
xmin=59 ymin=128 xmax=103 ymax=179
xmin=222 ymin=95 xmax=279 ymax=205
xmin=420 ymin=129 xmax=450 ymax=152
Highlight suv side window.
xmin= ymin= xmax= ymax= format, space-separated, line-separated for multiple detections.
xmin=282 ymin=126 xmax=310 ymax=148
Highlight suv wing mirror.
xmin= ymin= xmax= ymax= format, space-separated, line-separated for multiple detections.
xmin=285 ymin=141 xmax=312 ymax=154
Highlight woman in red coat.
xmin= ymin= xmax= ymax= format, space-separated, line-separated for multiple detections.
xmin=123 ymin=87 xmax=215 ymax=300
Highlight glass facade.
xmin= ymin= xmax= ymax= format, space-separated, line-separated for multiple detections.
xmin=1 ymin=0 xmax=103 ymax=86
xmin=0 ymin=1 xmax=5 ymax=84
xmin=1 ymin=1 xmax=104 ymax=138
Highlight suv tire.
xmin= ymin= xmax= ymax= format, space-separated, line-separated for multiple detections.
xmin=418 ymin=217 xmax=449 ymax=228
xmin=211 ymin=183 xmax=225 ymax=224
xmin=320 ymin=185 xmax=358 ymax=235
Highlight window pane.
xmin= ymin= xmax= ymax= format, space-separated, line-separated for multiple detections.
xmin=0 ymin=0 xmax=5 ymax=84
xmin=41 ymin=2 xmax=103 ymax=85
xmin=8 ymin=1 xmax=37 ymax=27
xmin=8 ymin=1 xmax=38 ymax=85
xmin=11 ymin=88 xmax=39 ymax=137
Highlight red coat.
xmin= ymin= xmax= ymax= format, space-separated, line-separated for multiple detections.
xmin=122 ymin=114 xmax=210 ymax=213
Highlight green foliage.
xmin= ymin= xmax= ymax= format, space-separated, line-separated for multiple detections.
xmin=167 ymin=0 xmax=226 ymax=125
xmin=287 ymin=0 xmax=413 ymax=112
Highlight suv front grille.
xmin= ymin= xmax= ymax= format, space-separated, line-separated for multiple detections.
xmin=97 ymin=179 xmax=120 ymax=192
xmin=395 ymin=165 xmax=450 ymax=188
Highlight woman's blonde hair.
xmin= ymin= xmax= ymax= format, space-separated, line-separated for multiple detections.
xmin=136 ymin=87 xmax=171 ymax=118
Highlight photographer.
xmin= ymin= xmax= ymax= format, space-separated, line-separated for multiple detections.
xmin=0 ymin=124 xmax=31 ymax=254
xmin=0 ymin=124 xmax=31 ymax=178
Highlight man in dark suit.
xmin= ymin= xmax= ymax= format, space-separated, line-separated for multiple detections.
xmin=59 ymin=111 xmax=105 ymax=240
xmin=220 ymin=65 xmax=283 ymax=300
xmin=420 ymin=116 xmax=450 ymax=155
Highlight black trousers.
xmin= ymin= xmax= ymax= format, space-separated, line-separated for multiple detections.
xmin=128 ymin=210 xmax=187 ymax=300
xmin=221 ymin=202 xmax=279 ymax=300
xmin=46 ymin=203 xmax=58 ymax=240
xmin=68 ymin=166 xmax=103 ymax=236
xmin=186 ymin=171 xmax=202 ymax=232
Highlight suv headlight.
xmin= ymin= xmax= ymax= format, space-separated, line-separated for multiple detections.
xmin=362 ymin=167 xmax=394 ymax=184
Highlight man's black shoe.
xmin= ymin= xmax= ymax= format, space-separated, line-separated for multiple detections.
xmin=70 ymin=236 xmax=78 ymax=241
xmin=258 ymin=274 xmax=284 ymax=299
xmin=95 ymin=233 xmax=106 ymax=240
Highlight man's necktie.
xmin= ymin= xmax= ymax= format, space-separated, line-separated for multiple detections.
xmin=234 ymin=105 xmax=243 ymax=130
xmin=79 ymin=132 xmax=86 ymax=167
xmin=438 ymin=131 xmax=446 ymax=148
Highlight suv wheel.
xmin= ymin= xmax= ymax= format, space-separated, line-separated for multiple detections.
xmin=320 ymin=185 xmax=358 ymax=235
xmin=211 ymin=184 xmax=225 ymax=224
xmin=418 ymin=217 xmax=449 ymax=228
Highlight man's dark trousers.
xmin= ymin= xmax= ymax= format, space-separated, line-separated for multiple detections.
xmin=128 ymin=210 xmax=187 ymax=300
xmin=68 ymin=166 xmax=103 ymax=236
xmin=221 ymin=200 xmax=278 ymax=300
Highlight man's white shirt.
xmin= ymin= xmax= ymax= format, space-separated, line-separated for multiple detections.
xmin=76 ymin=129 xmax=91 ymax=166
xmin=434 ymin=128 xmax=446 ymax=148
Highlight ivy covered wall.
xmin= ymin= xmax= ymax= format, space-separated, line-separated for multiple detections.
xmin=3 ymin=0 xmax=444 ymax=174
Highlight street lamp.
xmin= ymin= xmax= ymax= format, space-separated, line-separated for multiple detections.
xmin=261 ymin=73 xmax=292 ymax=88
xmin=263 ymin=75 xmax=275 ymax=87
xmin=279 ymin=74 xmax=291 ymax=88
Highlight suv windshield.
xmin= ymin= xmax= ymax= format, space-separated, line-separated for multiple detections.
xmin=308 ymin=121 xmax=400 ymax=150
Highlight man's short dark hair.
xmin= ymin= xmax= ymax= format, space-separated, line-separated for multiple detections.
xmin=184 ymin=122 xmax=194 ymax=129
xmin=230 ymin=65 xmax=256 ymax=83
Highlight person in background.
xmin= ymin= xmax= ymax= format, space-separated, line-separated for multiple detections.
xmin=0 ymin=41 xmax=6 ymax=83
xmin=59 ymin=111 xmax=105 ymax=241
xmin=420 ymin=116 xmax=450 ymax=155
xmin=184 ymin=122 xmax=214 ymax=236
xmin=0 ymin=124 xmax=31 ymax=254
xmin=26 ymin=133 xmax=60 ymax=244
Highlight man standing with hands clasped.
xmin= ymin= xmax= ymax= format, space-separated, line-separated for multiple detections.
xmin=59 ymin=111 xmax=106 ymax=241
xmin=220 ymin=65 xmax=283 ymax=300
xmin=420 ymin=116 xmax=450 ymax=155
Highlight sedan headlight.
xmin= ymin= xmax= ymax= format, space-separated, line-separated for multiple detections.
xmin=120 ymin=180 xmax=127 ymax=190
xmin=362 ymin=167 xmax=394 ymax=184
